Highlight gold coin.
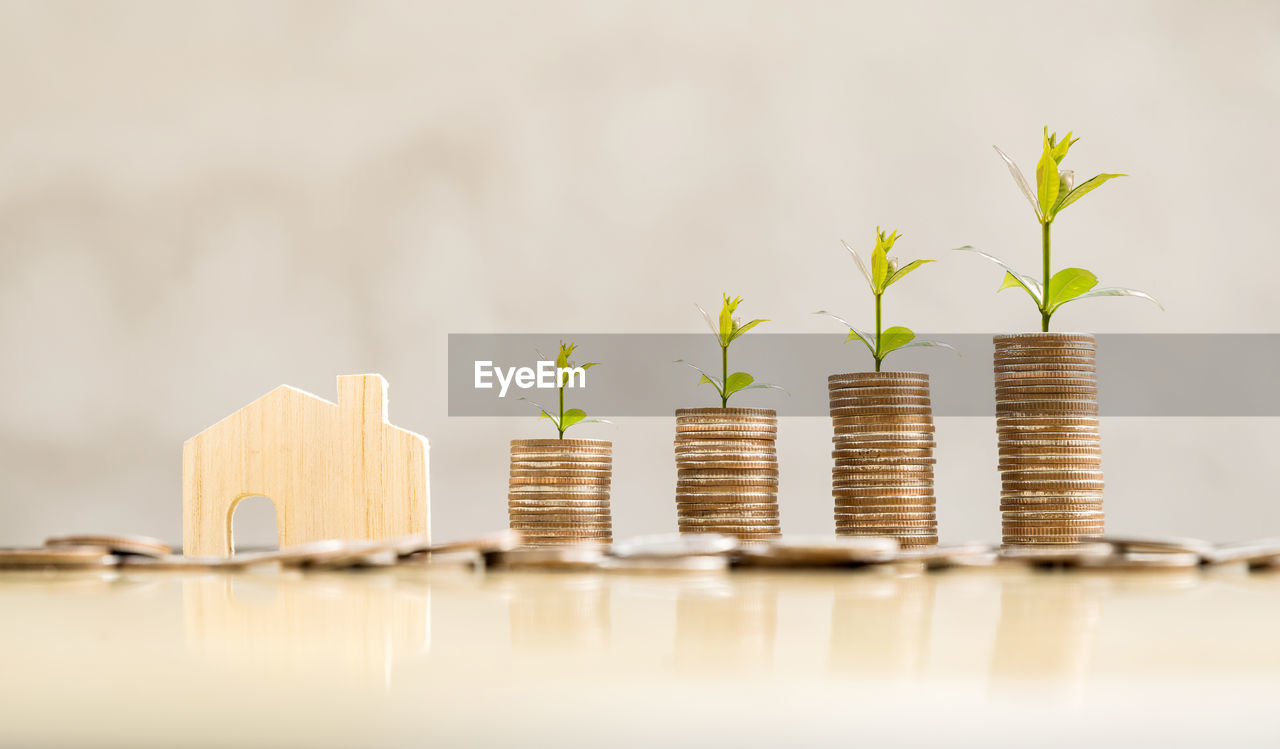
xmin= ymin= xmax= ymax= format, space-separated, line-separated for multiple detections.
xmin=835 ymin=511 xmax=936 ymax=520
xmin=675 ymin=432 xmax=779 ymax=442
xmin=676 ymin=461 xmax=779 ymax=472
xmin=997 ymin=444 xmax=1102 ymax=455
xmin=833 ymin=461 xmax=936 ymax=471
xmin=999 ymin=542 xmax=1112 ymax=560
xmin=678 ymin=475 xmax=778 ymax=483
xmin=509 ymin=509 xmax=612 ymax=519
xmin=676 ymin=496 xmax=778 ymax=504
xmin=995 ymin=383 xmax=1097 ymax=393
xmin=994 ymin=370 xmax=1097 ymax=381
xmin=677 ymin=503 xmax=779 ymax=513
xmin=994 ymin=354 xmax=1096 ymax=365
xmin=675 ymin=437 xmax=773 ymax=450
xmin=1000 ymin=502 xmax=1103 ymax=511
xmin=1002 ymin=513 xmax=1106 ymax=523
xmin=829 ymin=395 xmax=932 ymax=406
xmin=676 ymin=419 xmax=777 ymax=430
xmin=0 ymin=546 xmax=118 ymax=568
xmin=46 ymin=533 xmax=170 ymax=558
xmin=828 ymin=372 xmax=929 ymax=387
xmin=994 ymin=332 xmax=1095 ymax=344
xmin=997 ymin=397 xmax=1099 ymax=409
xmin=675 ymin=407 xmax=777 ymax=417
xmin=508 ymin=499 xmax=611 ymax=508
xmin=994 ymin=347 xmax=1098 ymax=359
xmin=829 ymin=407 xmax=934 ymax=419
xmin=833 ymin=438 xmax=936 ymax=450
xmin=679 ymin=525 xmax=782 ymax=535
xmin=1002 ymin=467 xmax=1104 ymax=479
xmin=680 ymin=484 xmax=778 ymax=493
xmin=836 ymin=507 xmax=936 ymax=516
xmin=118 ymin=555 xmax=237 ymax=570
xmin=829 ymin=388 xmax=932 ymax=400
xmin=506 ymin=453 xmax=611 ymax=463
xmin=834 ymin=478 xmax=933 ymax=489
xmin=833 ymin=487 xmax=935 ymax=498
xmin=508 ymin=477 xmax=612 ymax=487
xmin=509 ymin=451 xmax=612 ymax=461
xmin=680 ymin=517 xmax=780 ymax=526
xmin=996 ymin=414 xmax=1100 ymax=426
xmin=506 ymin=471 xmax=611 ymax=481
xmin=511 ymin=437 xmax=611 ymax=447
xmin=1002 ymin=528 xmax=1106 ymax=538
xmin=834 ymin=500 xmax=936 ymax=509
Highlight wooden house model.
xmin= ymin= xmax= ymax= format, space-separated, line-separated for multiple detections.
xmin=182 ymin=374 xmax=429 ymax=556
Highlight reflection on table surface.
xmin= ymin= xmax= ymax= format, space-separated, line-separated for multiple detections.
xmin=1 ymin=564 xmax=1277 ymax=747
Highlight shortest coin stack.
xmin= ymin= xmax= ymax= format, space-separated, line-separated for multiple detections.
xmin=508 ymin=438 xmax=613 ymax=547
xmin=674 ymin=408 xmax=781 ymax=541
xmin=828 ymin=372 xmax=938 ymax=548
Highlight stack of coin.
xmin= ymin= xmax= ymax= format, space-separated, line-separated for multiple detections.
xmin=674 ymin=408 xmax=781 ymax=541
xmin=828 ymin=372 xmax=938 ymax=547
xmin=508 ymin=438 xmax=613 ymax=547
xmin=994 ymin=333 xmax=1104 ymax=548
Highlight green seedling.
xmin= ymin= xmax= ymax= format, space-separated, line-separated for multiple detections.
xmin=957 ymin=127 xmax=1161 ymax=331
xmin=677 ymin=294 xmax=783 ymax=408
xmin=816 ymin=227 xmax=954 ymax=371
xmin=521 ymin=340 xmax=610 ymax=439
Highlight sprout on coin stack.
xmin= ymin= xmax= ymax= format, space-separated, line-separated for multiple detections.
xmin=509 ymin=341 xmax=614 ymax=547
xmin=817 ymin=228 xmax=951 ymax=548
xmin=956 ymin=127 xmax=1161 ymax=549
xmin=673 ymin=295 xmax=784 ymax=541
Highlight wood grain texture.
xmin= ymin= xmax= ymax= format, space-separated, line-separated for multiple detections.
xmin=183 ymin=374 xmax=429 ymax=556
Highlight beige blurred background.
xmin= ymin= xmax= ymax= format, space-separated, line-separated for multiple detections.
xmin=0 ymin=0 xmax=1277 ymax=547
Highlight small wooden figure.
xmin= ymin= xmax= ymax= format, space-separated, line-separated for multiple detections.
xmin=183 ymin=374 xmax=429 ymax=556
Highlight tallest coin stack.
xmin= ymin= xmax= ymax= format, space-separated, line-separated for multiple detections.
xmin=994 ymin=333 xmax=1104 ymax=548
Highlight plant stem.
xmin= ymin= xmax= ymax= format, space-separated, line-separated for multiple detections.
xmin=874 ymin=291 xmax=883 ymax=372
xmin=1041 ymin=221 xmax=1052 ymax=333
xmin=721 ymin=344 xmax=729 ymax=408
xmin=557 ymin=379 xmax=565 ymax=439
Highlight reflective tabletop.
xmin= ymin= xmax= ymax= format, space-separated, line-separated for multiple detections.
xmin=1 ymin=564 xmax=1277 ymax=747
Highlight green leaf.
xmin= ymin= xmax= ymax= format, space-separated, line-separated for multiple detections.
xmin=871 ymin=246 xmax=889 ymax=292
xmin=1055 ymin=173 xmax=1127 ymax=213
xmin=739 ymin=382 xmax=787 ymax=395
xmin=885 ymin=258 xmax=934 ymax=288
xmin=898 ymin=337 xmax=959 ymax=354
xmin=1036 ymin=135 xmax=1060 ymax=221
xmin=718 ymin=296 xmax=736 ymax=345
xmin=554 ymin=340 xmax=575 ymax=370
xmin=694 ymin=303 xmax=719 ymax=339
xmin=1057 ymin=286 xmax=1164 ymax=310
xmin=844 ymin=328 xmax=876 ymax=355
xmin=1045 ymin=267 xmax=1099 ymax=311
xmin=728 ymin=318 xmax=768 ymax=343
xmin=677 ymin=360 xmax=726 ymax=398
xmin=561 ymin=408 xmax=587 ymax=429
xmin=993 ymin=145 xmax=1041 ymax=220
xmin=878 ymin=326 xmax=916 ymax=356
xmin=840 ymin=239 xmax=875 ymax=292
xmin=954 ymin=246 xmax=1043 ymax=304
xmin=723 ymin=371 xmax=755 ymax=397
xmin=813 ymin=311 xmax=876 ymax=357
xmin=580 ymin=361 xmax=600 ymax=370
xmin=1048 ymin=128 xmax=1075 ymax=163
